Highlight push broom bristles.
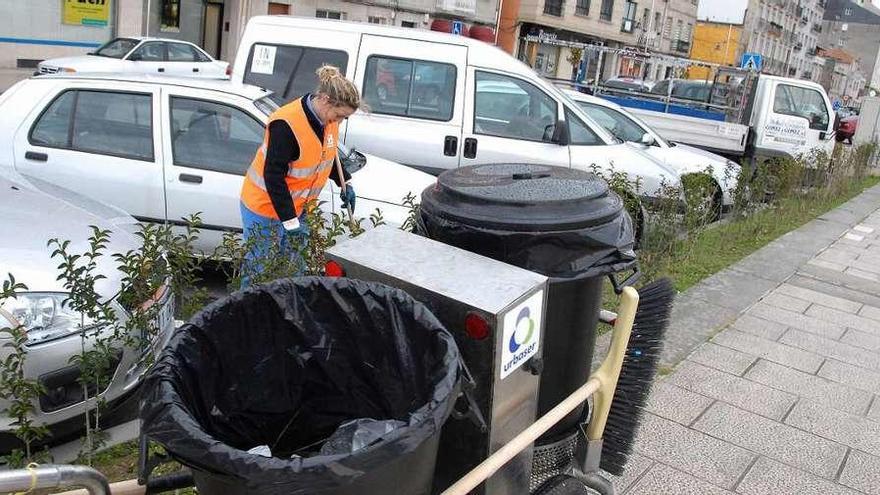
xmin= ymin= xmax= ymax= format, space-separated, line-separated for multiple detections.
xmin=599 ymin=278 xmax=675 ymax=475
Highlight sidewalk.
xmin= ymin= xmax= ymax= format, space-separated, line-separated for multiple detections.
xmin=605 ymin=183 xmax=880 ymax=494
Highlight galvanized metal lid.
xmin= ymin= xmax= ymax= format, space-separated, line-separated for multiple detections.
xmin=421 ymin=163 xmax=623 ymax=231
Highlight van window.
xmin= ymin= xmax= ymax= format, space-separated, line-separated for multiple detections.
xmin=474 ymin=71 xmax=558 ymax=142
xmin=773 ymin=84 xmax=829 ymax=131
xmin=170 ymin=97 xmax=264 ymax=175
xmin=363 ymin=56 xmax=456 ymax=121
xmin=29 ymin=90 xmax=154 ymax=161
xmin=243 ymin=44 xmax=349 ymax=104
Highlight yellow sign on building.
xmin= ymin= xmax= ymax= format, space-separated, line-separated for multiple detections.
xmin=688 ymin=21 xmax=742 ymax=80
xmin=63 ymin=0 xmax=111 ymax=27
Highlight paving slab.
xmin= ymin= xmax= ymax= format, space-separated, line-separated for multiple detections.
xmin=808 ymin=259 xmax=849 ymax=271
xmin=749 ymin=303 xmax=847 ymax=339
xmin=626 ymin=463 xmax=735 ymax=495
xmin=868 ymin=399 xmax=880 ymax=422
xmin=609 ymin=452 xmax=655 ymax=494
xmin=712 ymin=329 xmax=824 ymax=374
xmin=744 ymin=359 xmax=872 ymax=415
xmin=688 ymin=342 xmax=757 ymax=376
xmin=805 ymin=304 xmax=880 ymax=335
xmin=645 ymin=380 xmax=715 ymax=426
xmin=845 ymin=267 xmax=880 ymax=281
xmin=735 ymin=457 xmax=861 ymax=495
xmin=633 ymin=413 xmax=755 ymax=489
xmin=799 ymin=263 xmax=880 ymax=294
xmin=815 ymin=249 xmax=861 ymax=265
xmin=785 ymin=400 xmax=880 ymax=457
xmin=818 ymin=359 xmax=880 ymax=395
xmin=683 ymin=268 xmax=778 ymax=313
xmin=788 ymin=274 xmax=880 ymax=309
xmin=664 ymin=361 xmax=796 ymax=420
xmin=732 ymin=244 xmax=814 ymax=282
xmin=760 ymin=292 xmax=811 ymax=313
xmin=659 ymin=296 xmax=740 ymax=368
xmin=693 ymin=401 xmax=846 ymax=478
xmin=730 ymin=313 xmax=789 ymax=341
xmin=776 ymin=283 xmax=863 ymax=314
xmin=780 ymin=329 xmax=880 ymax=371
xmin=839 ymin=450 xmax=880 ymax=495
xmin=859 ymin=304 xmax=880 ymax=322
xmin=840 ymin=328 xmax=880 ymax=352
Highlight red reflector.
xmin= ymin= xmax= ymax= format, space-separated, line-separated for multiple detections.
xmin=225 ymin=65 xmax=232 ymax=76
xmin=324 ymin=260 xmax=345 ymax=277
xmin=465 ymin=312 xmax=490 ymax=340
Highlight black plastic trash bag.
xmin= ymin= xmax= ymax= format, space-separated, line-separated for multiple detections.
xmin=140 ymin=277 xmax=461 ymax=495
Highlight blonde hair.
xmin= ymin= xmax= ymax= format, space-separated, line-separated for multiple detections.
xmin=315 ymin=65 xmax=361 ymax=110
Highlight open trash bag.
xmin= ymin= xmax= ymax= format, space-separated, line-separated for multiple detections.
xmin=140 ymin=277 xmax=461 ymax=495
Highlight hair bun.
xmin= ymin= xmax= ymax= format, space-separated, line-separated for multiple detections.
xmin=316 ymin=65 xmax=341 ymax=83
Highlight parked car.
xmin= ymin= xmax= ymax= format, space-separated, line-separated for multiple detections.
xmin=232 ymin=16 xmax=682 ymax=224
xmin=602 ymin=77 xmax=654 ymax=93
xmin=565 ymin=90 xmax=741 ymax=217
xmin=1 ymin=74 xmax=437 ymax=254
xmin=836 ymin=115 xmax=858 ymax=144
xmin=36 ymin=37 xmax=230 ymax=79
xmin=0 ymin=170 xmax=175 ymax=452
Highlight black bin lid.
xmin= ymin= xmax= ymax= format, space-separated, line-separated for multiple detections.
xmin=421 ymin=164 xmax=623 ymax=232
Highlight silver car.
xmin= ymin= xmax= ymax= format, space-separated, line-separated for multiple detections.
xmin=0 ymin=172 xmax=175 ymax=451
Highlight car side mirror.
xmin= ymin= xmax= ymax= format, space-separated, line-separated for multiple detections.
xmin=128 ymin=53 xmax=142 ymax=62
xmin=833 ymin=114 xmax=841 ymax=131
xmin=640 ymin=133 xmax=656 ymax=146
xmin=548 ymin=120 xmax=569 ymax=146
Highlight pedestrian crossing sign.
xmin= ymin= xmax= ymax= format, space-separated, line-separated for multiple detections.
xmin=740 ymin=52 xmax=763 ymax=72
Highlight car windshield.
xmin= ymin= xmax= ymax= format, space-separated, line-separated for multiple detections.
xmin=94 ymin=38 xmax=139 ymax=58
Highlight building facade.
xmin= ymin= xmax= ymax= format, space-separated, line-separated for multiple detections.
xmin=821 ymin=0 xmax=880 ymax=92
xmin=0 ymin=0 xmax=499 ymax=70
xmin=499 ymin=0 xmax=697 ymax=83
xmin=817 ymin=47 xmax=866 ymax=100
xmin=739 ymin=0 xmax=826 ymax=80
xmin=687 ymin=20 xmax=742 ymax=79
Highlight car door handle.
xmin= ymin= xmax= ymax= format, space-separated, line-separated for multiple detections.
xmin=158 ymin=67 xmax=165 ymax=73
xmin=463 ymin=138 xmax=477 ymax=159
xmin=25 ymin=151 xmax=48 ymax=162
xmin=192 ymin=68 xmax=200 ymax=73
xmin=179 ymin=173 xmax=203 ymax=184
xmin=444 ymin=136 xmax=458 ymax=156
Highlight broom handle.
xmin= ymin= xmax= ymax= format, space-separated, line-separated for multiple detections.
xmin=442 ymin=287 xmax=640 ymax=495
xmin=333 ymin=155 xmax=356 ymax=231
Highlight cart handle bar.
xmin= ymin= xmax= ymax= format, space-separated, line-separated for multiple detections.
xmin=441 ymin=287 xmax=640 ymax=495
xmin=0 ymin=465 xmax=110 ymax=495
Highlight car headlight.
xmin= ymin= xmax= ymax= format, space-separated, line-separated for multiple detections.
xmin=0 ymin=292 xmax=96 ymax=345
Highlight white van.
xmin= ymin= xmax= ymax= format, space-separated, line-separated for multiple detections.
xmin=231 ymin=16 xmax=682 ymax=210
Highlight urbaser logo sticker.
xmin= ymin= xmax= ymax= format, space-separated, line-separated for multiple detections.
xmin=501 ymin=291 xmax=543 ymax=379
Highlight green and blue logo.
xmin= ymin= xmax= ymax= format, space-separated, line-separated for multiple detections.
xmin=509 ymin=306 xmax=536 ymax=353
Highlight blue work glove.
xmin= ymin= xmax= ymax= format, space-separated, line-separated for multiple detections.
xmin=340 ymin=185 xmax=356 ymax=213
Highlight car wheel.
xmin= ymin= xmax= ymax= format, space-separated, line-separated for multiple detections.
xmin=682 ymin=174 xmax=722 ymax=224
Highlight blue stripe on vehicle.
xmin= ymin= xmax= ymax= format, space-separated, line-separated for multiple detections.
xmin=0 ymin=37 xmax=102 ymax=48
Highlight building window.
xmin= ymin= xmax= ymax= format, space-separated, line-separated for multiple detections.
xmin=576 ymin=0 xmax=590 ymax=16
xmin=621 ymin=1 xmax=637 ymax=32
xmin=600 ymin=0 xmax=614 ymax=21
xmin=368 ymin=16 xmax=386 ymax=24
xmin=401 ymin=20 xmax=417 ymax=27
xmin=544 ymin=0 xmax=564 ymax=17
xmin=844 ymin=7 xmax=852 ymax=15
xmin=664 ymin=15 xmax=672 ymax=37
xmin=160 ymin=0 xmax=180 ymax=32
xmin=837 ymin=37 xmax=845 ymax=47
xmin=654 ymin=12 xmax=662 ymax=33
xmin=316 ymin=9 xmax=344 ymax=19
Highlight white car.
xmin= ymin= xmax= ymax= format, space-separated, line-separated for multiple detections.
xmin=564 ymin=90 xmax=741 ymax=216
xmin=1 ymin=74 xmax=437 ymax=254
xmin=36 ymin=37 xmax=230 ymax=79
xmin=0 ymin=170 xmax=174 ymax=452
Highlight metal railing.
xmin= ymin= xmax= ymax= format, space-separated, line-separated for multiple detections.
xmin=0 ymin=465 xmax=110 ymax=495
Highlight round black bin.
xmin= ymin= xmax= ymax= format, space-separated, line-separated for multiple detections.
xmin=419 ymin=163 xmax=636 ymax=441
xmin=140 ymin=277 xmax=461 ymax=495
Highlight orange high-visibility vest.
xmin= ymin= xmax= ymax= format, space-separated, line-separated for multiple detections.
xmin=240 ymin=97 xmax=339 ymax=219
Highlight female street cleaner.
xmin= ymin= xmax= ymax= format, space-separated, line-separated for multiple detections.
xmin=239 ymin=65 xmax=361 ymax=286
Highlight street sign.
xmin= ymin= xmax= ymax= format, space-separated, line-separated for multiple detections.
xmin=452 ymin=20 xmax=464 ymax=35
xmin=740 ymin=52 xmax=763 ymax=72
